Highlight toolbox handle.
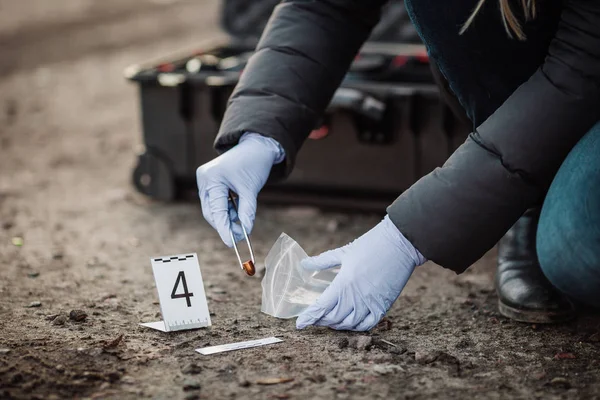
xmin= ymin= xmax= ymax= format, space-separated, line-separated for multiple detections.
xmin=327 ymin=88 xmax=386 ymax=123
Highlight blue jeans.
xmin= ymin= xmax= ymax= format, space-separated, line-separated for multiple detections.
xmin=537 ymin=122 xmax=600 ymax=307
xmin=405 ymin=0 xmax=600 ymax=306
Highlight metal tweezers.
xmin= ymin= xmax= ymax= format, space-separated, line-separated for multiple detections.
xmin=228 ymin=190 xmax=255 ymax=271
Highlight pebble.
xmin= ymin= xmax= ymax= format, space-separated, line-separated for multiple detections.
xmin=455 ymin=338 xmax=472 ymax=349
xmin=415 ymin=351 xmax=438 ymax=364
xmin=182 ymin=379 xmax=201 ymax=391
xmin=307 ymin=374 xmax=327 ymax=383
xmin=184 ymin=394 xmax=200 ymax=400
xmin=337 ymin=338 xmax=349 ymax=349
xmin=52 ymin=314 xmax=68 ymax=326
xmin=372 ymin=364 xmax=404 ymax=375
xmin=121 ymin=376 xmax=136 ymax=384
xmin=347 ymin=336 xmax=373 ymax=351
xmin=27 ymin=272 xmax=40 ymax=278
xmin=27 ymin=301 xmax=41 ymax=308
xmin=0 ymin=348 xmax=10 ymax=354
xmin=549 ymin=377 xmax=571 ymax=388
xmin=238 ymin=378 xmax=251 ymax=387
xmin=69 ymin=310 xmax=88 ymax=322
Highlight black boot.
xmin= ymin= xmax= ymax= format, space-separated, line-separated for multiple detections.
xmin=496 ymin=208 xmax=576 ymax=323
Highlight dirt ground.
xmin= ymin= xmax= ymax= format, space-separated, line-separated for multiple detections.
xmin=1 ymin=1 xmax=600 ymax=399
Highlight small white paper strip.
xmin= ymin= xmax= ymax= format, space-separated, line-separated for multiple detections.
xmin=195 ymin=337 xmax=283 ymax=355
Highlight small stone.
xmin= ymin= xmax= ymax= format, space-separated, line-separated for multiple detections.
xmin=52 ymin=314 xmax=67 ymax=326
xmin=337 ymin=338 xmax=349 ymax=349
xmin=455 ymin=338 xmax=472 ymax=349
xmin=27 ymin=301 xmax=41 ymax=308
xmin=389 ymin=347 xmax=407 ymax=355
xmin=415 ymin=351 xmax=438 ymax=364
xmin=69 ymin=310 xmax=88 ymax=322
xmin=372 ymin=364 xmax=404 ymax=375
xmin=183 ymin=379 xmax=201 ymax=391
xmin=549 ymin=377 xmax=571 ymax=388
xmin=307 ymin=374 xmax=327 ymax=383
xmin=238 ymin=378 xmax=251 ymax=387
xmin=184 ymin=394 xmax=200 ymax=400
xmin=348 ymin=336 xmax=373 ymax=351
xmin=182 ymin=363 xmax=202 ymax=375
xmin=0 ymin=348 xmax=10 ymax=354
xmin=52 ymin=252 xmax=64 ymax=260
xmin=27 ymin=272 xmax=40 ymax=278
xmin=55 ymin=365 xmax=65 ymax=372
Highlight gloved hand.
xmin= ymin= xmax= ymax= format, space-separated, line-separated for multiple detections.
xmin=296 ymin=215 xmax=426 ymax=331
xmin=196 ymin=133 xmax=285 ymax=247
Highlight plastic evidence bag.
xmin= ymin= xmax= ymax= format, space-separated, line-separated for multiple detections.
xmin=261 ymin=233 xmax=338 ymax=319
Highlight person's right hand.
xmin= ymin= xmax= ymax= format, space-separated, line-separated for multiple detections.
xmin=196 ymin=133 xmax=284 ymax=247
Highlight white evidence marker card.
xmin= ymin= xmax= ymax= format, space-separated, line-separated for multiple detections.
xmin=196 ymin=337 xmax=283 ymax=355
xmin=140 ymin=253 xmax=211 ymax=332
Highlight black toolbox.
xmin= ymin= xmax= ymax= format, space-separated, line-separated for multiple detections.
xmin=125 ymin=0 xmax=470 ymax=211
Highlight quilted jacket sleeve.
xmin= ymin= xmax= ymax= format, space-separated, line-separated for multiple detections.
xmin=214 ymin=0 xmax=388 ymax=180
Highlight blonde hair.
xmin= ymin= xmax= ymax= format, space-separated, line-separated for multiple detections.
xmin=460 ymin=0 xmax=537 ymax=40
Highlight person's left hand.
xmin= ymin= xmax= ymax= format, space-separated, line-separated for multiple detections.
xmin=296 ymin=215 xmax=426 ymax=331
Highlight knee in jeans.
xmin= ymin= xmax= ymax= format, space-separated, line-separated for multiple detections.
xmin=537 ymin=209 xmax=600 ymax=307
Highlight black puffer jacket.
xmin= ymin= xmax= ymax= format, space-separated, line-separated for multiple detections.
xmin=215 ymin=0 xmax=600 ymax=273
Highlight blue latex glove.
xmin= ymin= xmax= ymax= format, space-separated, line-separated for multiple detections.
xmin=196 ymin=133 xmax=285 ymax=247
xmin=296 ymin=215 xmax=427 ymax=331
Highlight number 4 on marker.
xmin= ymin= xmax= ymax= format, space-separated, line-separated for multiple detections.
xmin=171 ymin=271 xmax=194 ymax=307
